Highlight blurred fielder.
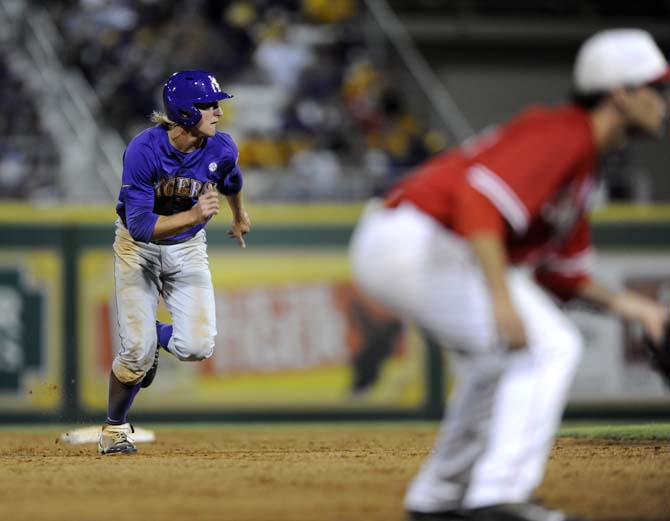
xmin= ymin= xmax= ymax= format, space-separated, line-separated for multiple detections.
xmin=350 ymin=29 xmax=669 ymax=521
xmin=100 ymin=70 xmax=250 ymax=454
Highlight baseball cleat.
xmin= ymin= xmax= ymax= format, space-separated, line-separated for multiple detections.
xmin=468 ymin=503 xmax=586 ymax=521
xmin=98 ymin=423 xmax=138 ymax=455
xmin=141 ymin=346 xmax=160 ymax=388
xmin=407 ymin=510 xmax=472 ymax=520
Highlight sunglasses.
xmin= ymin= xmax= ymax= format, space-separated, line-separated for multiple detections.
xmin=194 ymin=101 xmax=220 ymax=111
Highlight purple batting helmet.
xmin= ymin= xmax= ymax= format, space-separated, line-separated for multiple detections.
xmin=163 ymin=70 xmax=232 ymax=127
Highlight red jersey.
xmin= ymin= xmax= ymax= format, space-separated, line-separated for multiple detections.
xmin=386 ymin=104 xmax=598 ymax=299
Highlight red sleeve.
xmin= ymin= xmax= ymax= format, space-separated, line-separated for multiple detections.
xmin=534 ymin=215 xmax=593 ymax=301
xmin=469 ymin=112 xmax=594 ymax=233
xmin=451 ymin=183 xmax=506 ymax=238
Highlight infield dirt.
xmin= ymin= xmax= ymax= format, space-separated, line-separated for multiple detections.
xmin=0 ymin=424 xmax=668 ymax=521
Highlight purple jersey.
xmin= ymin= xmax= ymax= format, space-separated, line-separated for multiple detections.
xmin=116 ymin=125 xmax=243 ymax=243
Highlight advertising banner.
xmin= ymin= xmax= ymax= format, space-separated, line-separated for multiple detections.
xmin=78 ymin=248 xmax=426 ymax=413
xmin=0 ymin=251 xmax=63 ymax=412
xmin=78 ymin=247 xmax=670 ymax=414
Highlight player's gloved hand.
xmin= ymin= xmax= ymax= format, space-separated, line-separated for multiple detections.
xmin=192 ymin=186 xmax=220 ymax=223
xmin=228 ymin=209 xmax=251 ymax=248
xmin=611 ymin=291 xmax=667 ymax=343
xmin=611 ymin=292 xmax=670 ymax=388
xmin=643 ymin=314 xmax=670 ymax=389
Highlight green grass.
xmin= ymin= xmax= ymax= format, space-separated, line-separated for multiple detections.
xmin=558 ymin=421 xmax=670 ymax=440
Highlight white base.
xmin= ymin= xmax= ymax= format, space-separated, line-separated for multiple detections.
xmin=59 ymin=425 xmax=156 ymax=444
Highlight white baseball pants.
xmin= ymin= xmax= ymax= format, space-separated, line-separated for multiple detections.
xmin=112 ymin=221 xmax=217 ymax=384
xmin=349 ymin=201 xmax=583 ymax=511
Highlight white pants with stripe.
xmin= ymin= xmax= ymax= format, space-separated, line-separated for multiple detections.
xmin=348 ymin=201 xmax=583 ymax=511
xmin=112 ymin=221 xmax=217 ymax=384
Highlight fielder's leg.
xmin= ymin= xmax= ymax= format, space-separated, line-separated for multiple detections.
xmin=351 ymin=202 xmax=499 ymax=510
xmin=462 ymin=272 xmax=584 ymax=508
xmin=404 ymin=350 xmax=506 ymax=512
xmin=406 ymin=272 xmax=583 ymax=513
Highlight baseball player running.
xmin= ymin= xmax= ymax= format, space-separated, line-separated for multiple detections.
xmin=350 ymin=29 xmax=669 ymax=521
xmin=99 ymin=70 xmax=250 ymax=455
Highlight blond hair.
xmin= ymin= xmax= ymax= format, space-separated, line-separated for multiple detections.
xmin=150 ymin=111 xmax=177 ymax=128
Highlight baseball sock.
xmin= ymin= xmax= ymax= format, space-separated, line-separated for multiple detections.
xmin=106 ymin=371 xmax=141 ymax=425
xmin=156 ymin=321 xmax=173 ymax=350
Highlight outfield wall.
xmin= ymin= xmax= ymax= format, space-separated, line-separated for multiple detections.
xmin=0 ymin=203 xmax=669 ymax=422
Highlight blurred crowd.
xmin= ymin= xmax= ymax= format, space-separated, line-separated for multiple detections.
xmin=42 ymin=0 xmax=446 ymax=199
xmin=0 ymin=56 xmax=59 ymax=199
xmin=1 ymin=0 xmax=665 ymax=202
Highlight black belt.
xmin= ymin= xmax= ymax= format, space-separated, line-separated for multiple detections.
xmin=151 ymin=235 xmax=194 ymax=246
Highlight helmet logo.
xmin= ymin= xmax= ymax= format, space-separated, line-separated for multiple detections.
xmin=209 ymin=75 xmax=222 ymax=93
xmin=163 ymin=70 xmax=229 ymax=127
xmin=209 ymin=162 xmax=218 ymax=172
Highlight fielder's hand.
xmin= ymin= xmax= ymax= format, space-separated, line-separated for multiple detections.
xmin=493 ymin=296 xmax=527 ymax=350
xmin=644 ymin=316 xmax=670 ymax=389
xmin=228 ymin=209 xmax=251 ymax=248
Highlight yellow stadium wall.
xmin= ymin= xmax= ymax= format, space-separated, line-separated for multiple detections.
xmin=1 ymin=203 xmax=670 ymax=422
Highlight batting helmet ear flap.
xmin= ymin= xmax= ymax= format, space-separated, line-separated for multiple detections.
xmin=163 ymin=70 xmax=232 ymax=127
xmin=177 ymin=107 xmax=197 ymax=123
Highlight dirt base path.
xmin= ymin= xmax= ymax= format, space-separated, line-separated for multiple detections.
xmin=0 ymin=425 xmax=668 ymax=521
